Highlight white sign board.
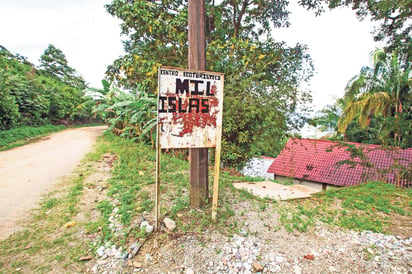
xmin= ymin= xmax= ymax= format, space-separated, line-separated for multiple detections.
xmin=158 ymin=66 xmax=224 ymax=149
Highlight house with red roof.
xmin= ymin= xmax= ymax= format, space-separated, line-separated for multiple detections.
xmin=267 ymin=138 xmax=412 ymax=190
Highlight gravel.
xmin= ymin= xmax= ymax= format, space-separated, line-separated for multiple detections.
xmin=88 ymin=193 xmax=411 ymax=273
xmin=89 ymin=225 xmax=411 ymax=273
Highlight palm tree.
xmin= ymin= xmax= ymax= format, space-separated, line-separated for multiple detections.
xmin=338 ymin=49 xmax=411 ymax=147
xmin=310 ymin=99 xmax=343 ymax=133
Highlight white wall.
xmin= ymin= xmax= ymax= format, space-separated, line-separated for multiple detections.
xmin=274 ymin=175 xmax=338 ymax=191
xmin=241 ymin=157 xmax=275 ymax=180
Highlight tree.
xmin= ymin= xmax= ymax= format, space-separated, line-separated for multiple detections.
xmin=105 ymin=0 xmax=314 ymax=166
xmin=310 ymin=100 xmax=343 ymax=133
xmin=0 ymin=48 xmax=21 ymax=129
xmin=301 ymin=0 xmax=412 ymax=63
xmin=337 ymin=49 xmax=411 ymax=147
xmin=39 ymin=44 xmax=87 ymax=90
xmin=0 ymin=46 xmax=94 ymax=129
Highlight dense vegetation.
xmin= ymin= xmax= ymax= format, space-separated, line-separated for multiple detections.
xmin=0 ymin=125 xmax=66 ymax=150
xmin=103 ymin=0 xmax=314 ymax=166
xmin=99 ymin=0 xmax=411 ymax=167
xmin=90 ymin=80 xmax=157 ymax=145
xmin=0 ymin=45 xmax=95 ymax=131
xmin=2 ymin=0 xmax=409 ymax=167
xmin=311 ymin=49 xmax=411 ymax=148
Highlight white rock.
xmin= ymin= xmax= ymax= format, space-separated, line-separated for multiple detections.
xmin=294 ymin=265 xmax=302 ymax=274
xmin=224 ymin=246 xmax=232 ymax=254
xmin=269 ymin=254 xmax=275 ymax=262
xmin=270 ymin=265 xmax=281 ymax=272
xmin=140 ymin=221 xmax=154 ymax=234
xmin=97 ymin=259 xmax=108 ymax=265
xmin=329 ymin=266 xmax=337 ymax=272
xmin=185 ymin=268 xmax=195 ymax=274
xmin=115 ymin=250 xmax=124 ymax=259
xmin=97 ymin=246 xmax=106 ymax=257
xmin=163 ymin=217 xmax=176 ymax=231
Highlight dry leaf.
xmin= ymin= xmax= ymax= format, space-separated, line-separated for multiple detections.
xmin=303 ymin=254 xmax=314 ymax=260
xmin=79 ymin=256 xmax=92 ymax=261
xmin=63 ymin=221 xmax=76 ymax=228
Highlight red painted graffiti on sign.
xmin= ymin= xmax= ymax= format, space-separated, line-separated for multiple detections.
xmin=158 ymin=67 xmax=224 ymax=148
xmin=159 ymin=84 xmax=219 ymax=137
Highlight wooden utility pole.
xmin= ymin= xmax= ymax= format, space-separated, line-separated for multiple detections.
xmin=188 ymin=0 xmax=208 ymax=207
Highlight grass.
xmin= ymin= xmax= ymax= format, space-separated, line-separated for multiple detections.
xmin=89 ymin=133 xmax=258 ymax=243
xmin=0 ymin=125 xmax=67 ymax=150
xmin=278 ymin=181 xmax=412 ymax=233
xmin=0 ymin=123 xmax=104 ymax=151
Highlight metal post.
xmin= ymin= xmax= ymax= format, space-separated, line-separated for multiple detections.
xmin=188 ymin=0 xmax=209 ymax=207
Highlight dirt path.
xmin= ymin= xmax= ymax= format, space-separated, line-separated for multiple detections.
xmin=0 ymin=126 xmax=106 ymax=240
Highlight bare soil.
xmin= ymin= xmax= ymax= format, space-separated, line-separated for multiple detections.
xmin=0 ymin=126 xmax=106 ymax=240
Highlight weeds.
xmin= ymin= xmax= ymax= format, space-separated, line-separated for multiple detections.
xmin=279 ymin=181 xmax=411 ymax=233
xmin=0 ymin=124 xmax=102 ymax=151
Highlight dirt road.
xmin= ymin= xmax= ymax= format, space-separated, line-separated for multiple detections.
xmin=0 ymin=126 xmax=106 ymax=240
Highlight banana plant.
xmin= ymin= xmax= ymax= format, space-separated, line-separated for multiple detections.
xmin=92 ymin=80 xmax=157 ymax=146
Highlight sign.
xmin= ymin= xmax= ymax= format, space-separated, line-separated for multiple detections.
xmin=157 ymin=66 xmax=224 ymax=148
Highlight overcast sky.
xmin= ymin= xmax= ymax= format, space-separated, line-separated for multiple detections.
xmin=0 ymin=0 xmax=381 ymax=112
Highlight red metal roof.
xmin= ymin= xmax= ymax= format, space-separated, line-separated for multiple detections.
xmin=267 ymin=138 xmax=412 ymax=187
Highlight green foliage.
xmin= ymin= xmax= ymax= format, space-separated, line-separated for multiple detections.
xmin=92 ymin=83 xmax=157 ymax=145
xmin=0 ymin=45 xmax=95 ymax=130
xmin=338 ymin=49 xmax=411 ymax=147
xmin=39 ymin=44 xmax=87 ymax=90
xmin=310 ymin=100 xmax=343 ymax=133
xmin=105 ymin=0 xmax=314 ymax=166
xmin=94 ymin=133 xmax=190 ymax=240
xmin=314 ymin=49 xmax=411 ymax=148
xmin=281 ymin=181 xmax=411 ymax=233
xmin=0 ymin=124 xmax=66 ymax=148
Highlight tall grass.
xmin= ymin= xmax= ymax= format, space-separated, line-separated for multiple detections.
xmin=0 ymin=125 xmax=66 ymax=149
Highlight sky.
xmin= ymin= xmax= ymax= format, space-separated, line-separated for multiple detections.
xmin=0 ymin=0 xmax=381 ymax=112
xmin=273 ymin=1 xmax=382 ymax=111
xmin=0 ymin=0 xmax=124 ymax=89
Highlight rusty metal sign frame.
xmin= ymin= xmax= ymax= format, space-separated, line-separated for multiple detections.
xmin=155 ymin=66 xmax=224 ymax=227
xmin=157 ymin=66 xmax=224 ymax=149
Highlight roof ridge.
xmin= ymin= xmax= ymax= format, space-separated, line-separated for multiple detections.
xmin=289 ymin=137 xmax=408 ymax=150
